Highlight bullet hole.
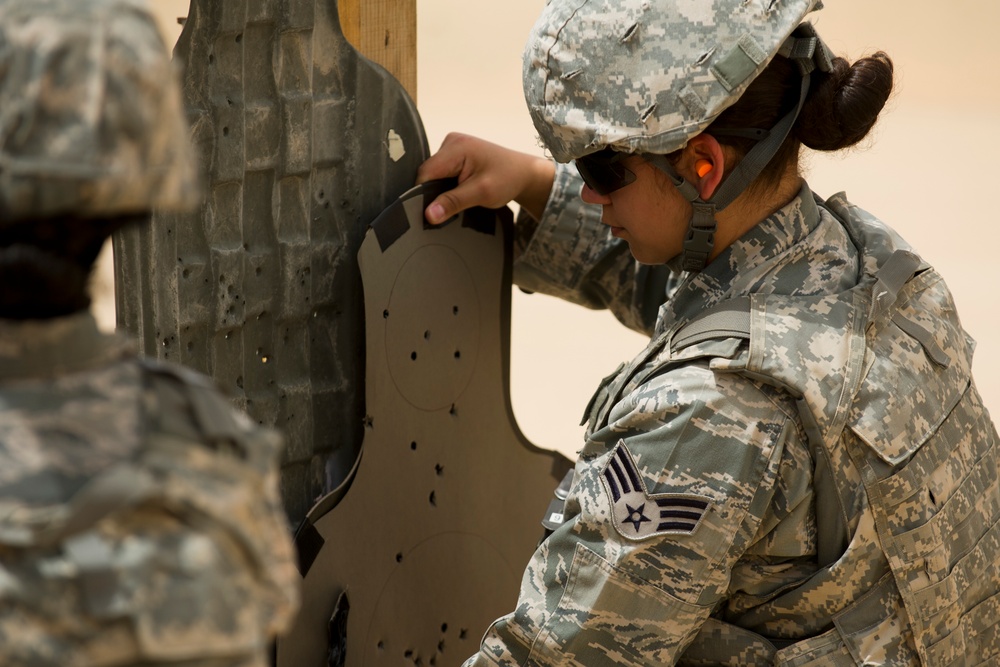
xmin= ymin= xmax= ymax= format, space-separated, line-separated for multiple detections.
xmin=255 ymin=267 xmax=262 ymax=276
xmin=182 ymin=268 xmax=190 ymax=279
xmin=454 ymin=350 xmax=461 ymax=360
xmin=435 ymin=464 xmax=444 ymax=476
xmin=208 ymin=53 xmax=215 ymax=64
xmin=424 ymin=330 xmax=431 ymax=340
xmin=318 ymin=190 xmax=325 ymax=199
xmin=377 ymin=641 xmax=385 ymax=651
xmin=395 ymin=553 xmax=403 ymax=563
xmin=383 ymin=309 xmax=390 ymax=319
xmin=429 ymin=491 xmax=437 ymax=507
xmin=410 ymin=441 xmax=417 ymax=451
xmin=441 ymin=623 xmax=448 ymax=633
xmin=459 ymin=629 xmax=468 ymax=640
xmin=452 ymin=305 xmax=459 ymax=315
xmin=162 ymin=338 xmax=170 ymax=347
xmin=223 ymin=126 xmax=229 ymax=137
xmin=411 ymin=351 xmax=418 ymax=361
xmin=449 ymin=404 xmax=457 ymax=417
xmin=236 ymin=375 xmax=244 ymax=389
xmin=235 ymin=33 xmax=243 ymax=43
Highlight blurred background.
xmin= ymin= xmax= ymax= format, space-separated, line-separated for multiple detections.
xmin=106 ymin=1 xmax=998 ymax=458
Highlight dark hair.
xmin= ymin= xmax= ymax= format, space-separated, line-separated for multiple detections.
xmin=707 ymin=51 xmax=895 ymax=192
xmin=0 ymin=215 xmax=143 ymax=319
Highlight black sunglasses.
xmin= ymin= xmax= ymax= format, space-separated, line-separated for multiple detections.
xmin=574 ymin=128 xmax=772 ymax=197
xmin=574 ymin=148 xmax=637 ymax=196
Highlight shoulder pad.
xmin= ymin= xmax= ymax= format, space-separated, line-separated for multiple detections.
xmin=139 ymin=358 xmax=257 ymax=460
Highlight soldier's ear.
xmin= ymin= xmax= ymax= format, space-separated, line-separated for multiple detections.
xmin=681 ymin=135 xmax=726 ymax=200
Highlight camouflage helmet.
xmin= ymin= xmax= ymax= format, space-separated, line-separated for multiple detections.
xmin=523 ymin=0 xmax=825 ymax=162
xmin=0 ymin=0 xmax=200 ymax=223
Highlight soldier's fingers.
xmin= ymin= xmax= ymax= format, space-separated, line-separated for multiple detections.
xmin=425 ymin=187 xmax=470 ymax=225
xmin=416 ymin=132 xmax=477 ymax=185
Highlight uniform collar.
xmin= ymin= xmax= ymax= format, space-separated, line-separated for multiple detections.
xmin=0 ymin=312 xmax=133 ymax=381
xmin=657 ymin=183 xmax=822 ymax=332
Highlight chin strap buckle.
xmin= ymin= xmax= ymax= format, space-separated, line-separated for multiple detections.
xmin=680 ymin=201 xmax=717 ymax=272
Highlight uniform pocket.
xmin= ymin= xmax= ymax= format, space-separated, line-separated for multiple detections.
xmin=528 ymin=542 xmax=710 ymax=667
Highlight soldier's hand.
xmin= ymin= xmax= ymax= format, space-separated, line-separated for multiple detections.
xmin=417 ymin=133 xmax=555 ymax=225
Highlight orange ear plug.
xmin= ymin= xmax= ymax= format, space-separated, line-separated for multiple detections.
xmin=695 ymin=160 xmax=713 ymax=178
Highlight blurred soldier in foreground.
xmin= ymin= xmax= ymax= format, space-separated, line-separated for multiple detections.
xmin=0 ymin=0 xmax=299 ymax=665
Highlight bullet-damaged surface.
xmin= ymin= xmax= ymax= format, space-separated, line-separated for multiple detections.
xmin=113 ymin=0 xmax=428 ymax=525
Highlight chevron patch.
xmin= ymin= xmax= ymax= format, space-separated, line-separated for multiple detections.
xmin=601 ymin=441 xmax=712 ymax=541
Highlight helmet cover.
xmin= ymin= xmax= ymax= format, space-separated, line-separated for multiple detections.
xmin=0 ymin=0 xmax=200 ymax=223
xmin=523 ymin=0 xmax=824 ymax=162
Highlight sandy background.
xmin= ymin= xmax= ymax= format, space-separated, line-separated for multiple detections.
xmin=99 ymin=1 xmax=999 ymax=458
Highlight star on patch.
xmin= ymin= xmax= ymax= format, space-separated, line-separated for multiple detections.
xmin=600 ymin=440 xmax=712 ymax=541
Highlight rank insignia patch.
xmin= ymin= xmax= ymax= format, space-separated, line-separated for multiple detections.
xmin=601 ymin=441 xmax=712 ymax=541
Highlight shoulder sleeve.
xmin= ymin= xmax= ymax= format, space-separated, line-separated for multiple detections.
xmin=142 ymin=365 xmax=301 ymax=638
xmin=512 ymin=162 xmax=677 ymax=336
xmin=0 ymin=364 xmax=300 ymax=666
xmin=464 ymin=362 xmax=801 ymax=666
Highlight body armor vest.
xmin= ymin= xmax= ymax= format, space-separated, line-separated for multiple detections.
xmin=649 ymin=192 xmax=998 ymax=665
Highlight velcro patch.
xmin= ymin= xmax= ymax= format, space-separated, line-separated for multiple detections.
xmin=601 ymin=441 xmax=711 ymax=541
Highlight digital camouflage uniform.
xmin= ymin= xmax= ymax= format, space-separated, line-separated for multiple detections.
xmin=0 ymin=315 xmax=299 ymax=667
xmin=0 ymin=1 xmax=299 ymax=665
xmin=462 ymin=165 xmax=1000 ymax=666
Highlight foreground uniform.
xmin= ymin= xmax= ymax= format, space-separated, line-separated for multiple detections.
xmin=464 ymin=165 xmax=1000 ymax=666
xmin=0 ymin=314 xmax=299 ymax=666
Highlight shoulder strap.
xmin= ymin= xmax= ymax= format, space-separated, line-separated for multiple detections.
xmin=670 ymin=297 xmax=751 ymax=351
xmin=671 ymin=249 xmax=931 ymax=354
xmin=138 ymin=357 xmax=248 ymax=454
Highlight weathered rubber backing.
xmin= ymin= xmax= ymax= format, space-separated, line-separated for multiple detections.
xmin=276 ymin=181 xmax=572 ymax=666
xmin=112 ymin=0 xmax=428 ymax=523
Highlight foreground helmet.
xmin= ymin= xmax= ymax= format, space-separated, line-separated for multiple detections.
xmin=0 ymin=0 xmax=200 ymax=223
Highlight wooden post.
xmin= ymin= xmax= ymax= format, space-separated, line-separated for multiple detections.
xmin=339 ymin=0 xmax=417 ymax=102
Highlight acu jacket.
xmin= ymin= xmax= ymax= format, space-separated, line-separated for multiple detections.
xmin=464 ymin=165 xmax=1000 ymax=666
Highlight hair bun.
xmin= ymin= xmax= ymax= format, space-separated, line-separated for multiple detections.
xmin=796 ymin=52 xmax=895 ymax=152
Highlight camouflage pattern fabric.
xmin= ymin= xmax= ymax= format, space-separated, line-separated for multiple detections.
xmin=0 ymin=313 xmax=299 ymax=666
xmin=0 ymin=0 xmax=200 ymax=223
xmin=463 ymin=165 xmax=1000 ymax=665
xmin=522 ymin=0 xmax=823 ymax=162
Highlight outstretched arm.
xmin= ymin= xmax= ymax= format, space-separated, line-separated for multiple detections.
xmin=417 ymin=133 xmax=555 ymax=224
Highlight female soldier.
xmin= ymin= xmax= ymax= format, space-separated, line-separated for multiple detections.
xmin=419 ymin=0 xmax=1000 ymax=664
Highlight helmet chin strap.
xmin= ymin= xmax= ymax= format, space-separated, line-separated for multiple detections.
xmin=646 ymin=26 xmax=830 ymax=272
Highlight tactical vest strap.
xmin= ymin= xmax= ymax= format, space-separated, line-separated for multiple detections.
xmin=671 ymin=249 xmax=925 ymax=355
xmin=869 ymin=249 xmax=921 ymax=323
xmin=138 ymin=358 xmax=247 ymax=455
xmin=670 ymin=297 xmax=751 ymax=351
